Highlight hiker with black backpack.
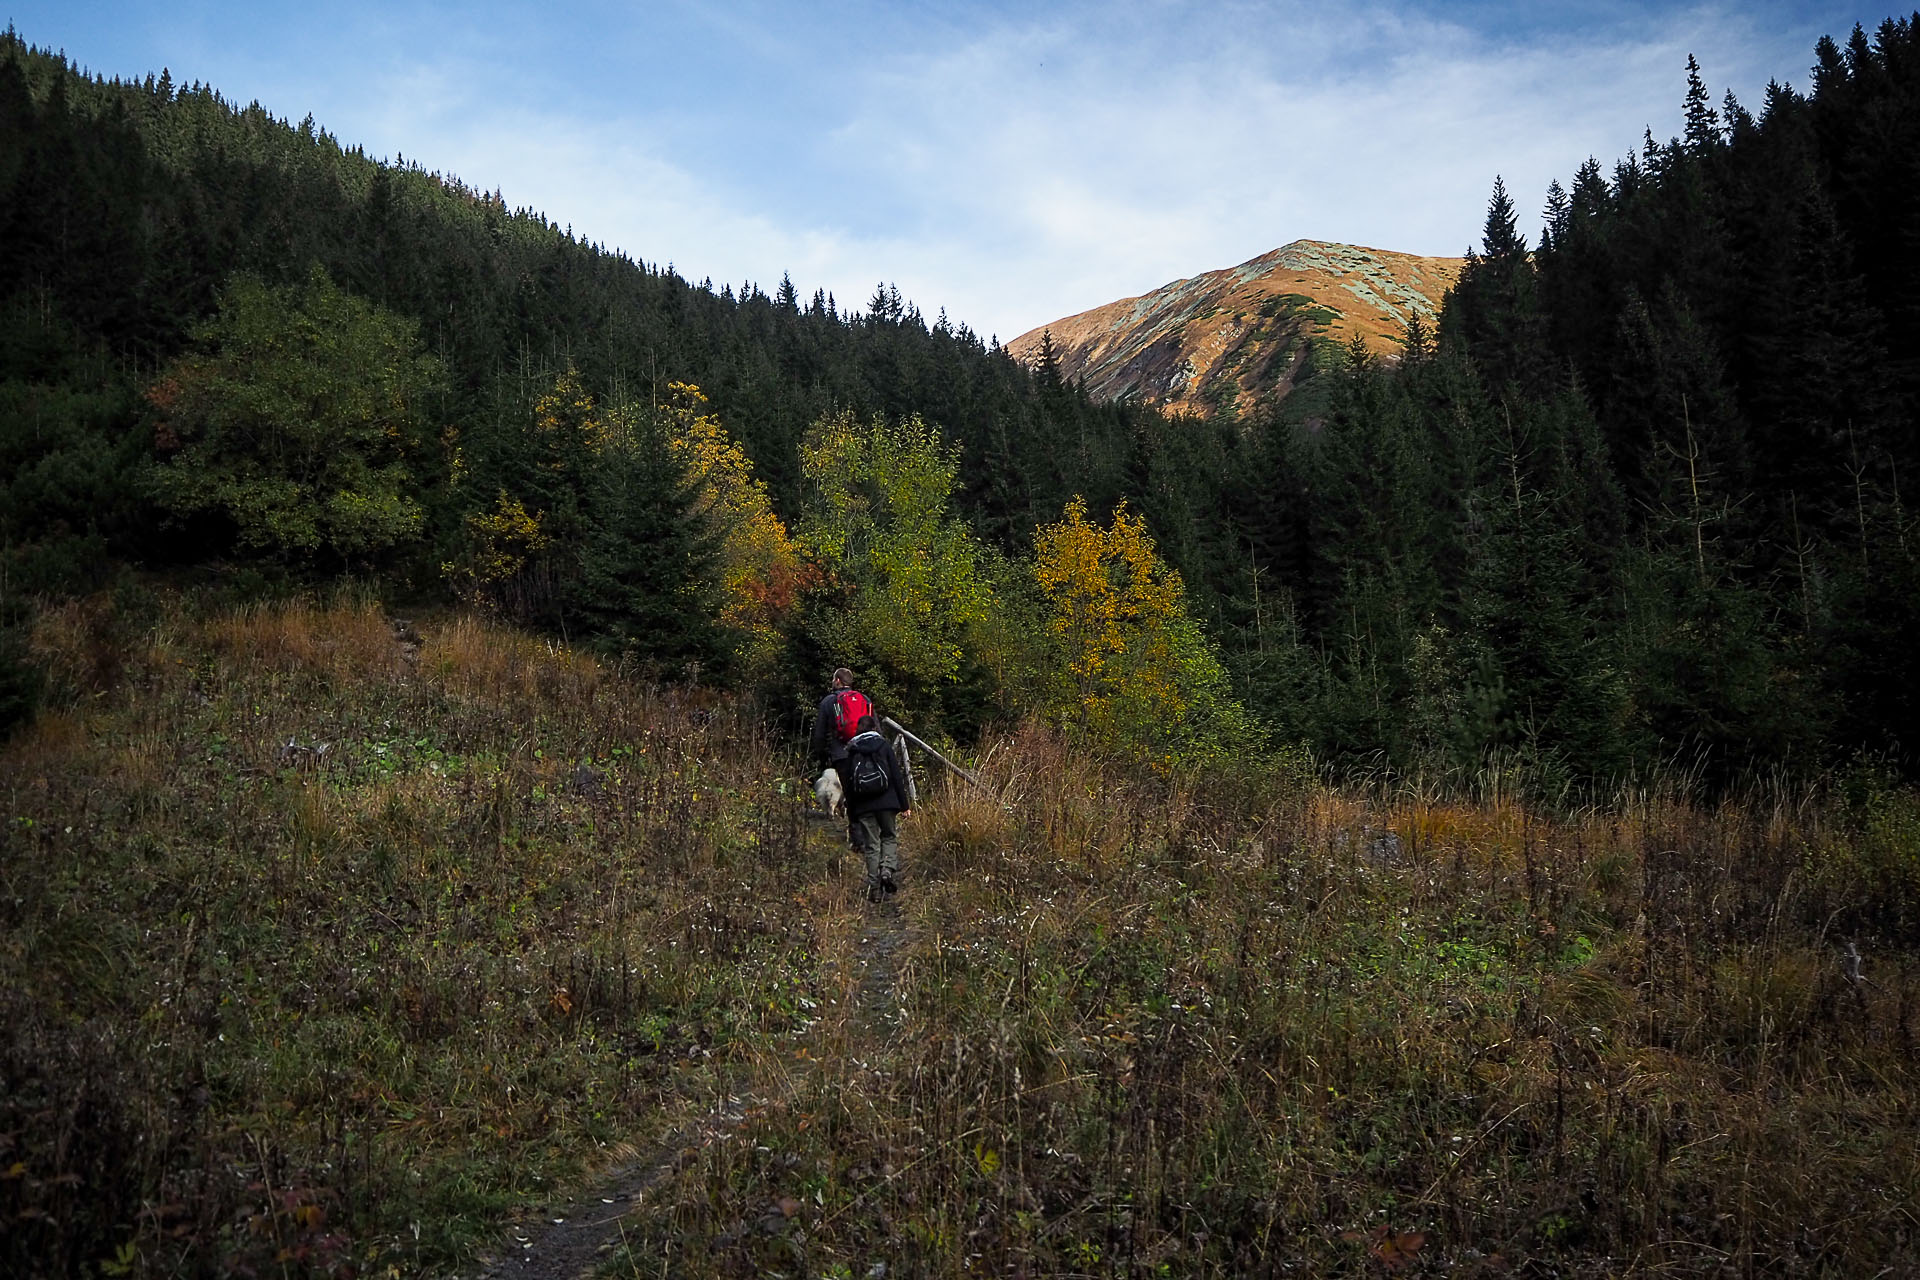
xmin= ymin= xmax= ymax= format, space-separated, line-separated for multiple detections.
xmin=843 ymin=713 xmax=915 ymax=901
xmin=809 ymin=669 xmax=917 ymax=897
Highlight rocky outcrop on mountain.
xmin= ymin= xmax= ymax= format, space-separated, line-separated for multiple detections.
xmin=1009 ymin=240 xmax=1461 ymax=416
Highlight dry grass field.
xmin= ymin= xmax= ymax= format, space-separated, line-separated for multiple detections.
xmin=3 ymin=590 xmax=1915 ymax=1277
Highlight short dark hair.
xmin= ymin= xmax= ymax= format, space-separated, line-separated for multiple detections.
xmin=832 ymin=667 xmax=855 ymax=687
xmin=855 ymin=713 xmax=877 ymax=733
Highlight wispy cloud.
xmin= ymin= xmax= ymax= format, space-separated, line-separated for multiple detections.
xmin=11 ymin=0 xmax=1870 ymax=339
xmin=764 ymin=0 xmax=1850 ymax=336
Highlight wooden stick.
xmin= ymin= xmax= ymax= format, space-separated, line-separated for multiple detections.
xmin=883 ymin=717 xmax=984 ymax=789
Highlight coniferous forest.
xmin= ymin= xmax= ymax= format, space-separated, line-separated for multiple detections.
xmin=4 ymin=20 xmax=1918 ymax=786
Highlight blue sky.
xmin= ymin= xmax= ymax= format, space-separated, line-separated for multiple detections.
xmin=9 ymin=1 xmax=1879 ymax=341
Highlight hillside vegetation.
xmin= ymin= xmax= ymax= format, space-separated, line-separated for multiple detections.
xmin=4 ymin=590 xmax=851 ymax=1273
xmin=6 ymin=21 xmax=1920 ymax=784
xmin=4 ymin=591 xmax=1917 ymax=1276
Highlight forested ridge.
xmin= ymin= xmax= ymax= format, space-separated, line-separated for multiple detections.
xmin=4 ymin=17 xmax=1918 ymax=785
xmin=0 ymin=26 xmax=1152 ymax=550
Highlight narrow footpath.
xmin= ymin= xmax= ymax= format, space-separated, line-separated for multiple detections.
xmin=472 ymin=808 xmax=913 ymax=1280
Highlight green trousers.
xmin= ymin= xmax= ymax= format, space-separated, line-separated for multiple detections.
xmin=850 ymin=811 xmax=900 ymax=883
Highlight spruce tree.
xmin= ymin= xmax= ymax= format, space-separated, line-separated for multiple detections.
xmin=1441 ymin=176 xmax=1552 ymax=400
xmin=568 ymin=407 xmax=726 ymax=674
xmin=1457 ymin=398 xmax=1627 ymax=779
xmin=1682 ymin=54 xmax=1723 ymax=151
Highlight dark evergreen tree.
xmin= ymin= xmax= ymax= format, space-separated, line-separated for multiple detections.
xmin=1441 ymin=176 xmax=1553 ymax=399
xmin=568 ymin=416 xmax=727 ymax=673
xmin=1457 ymin=396 xmax=1628 ymax=778
xmin=1682 ymin=54 xmax=1724 ymax=152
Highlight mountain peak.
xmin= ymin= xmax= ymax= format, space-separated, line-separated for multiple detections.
xmin=1010 ymin=240 xmax=1462 ymax=415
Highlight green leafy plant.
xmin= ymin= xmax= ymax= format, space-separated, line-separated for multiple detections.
xmin=145 ymin=266 xmax=443 ymax=564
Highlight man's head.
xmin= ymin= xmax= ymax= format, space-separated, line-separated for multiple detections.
xmin=856 ymin=713 xmax=877 ymax=734
xmin=831 ymin=667 xmax=855 ymax=690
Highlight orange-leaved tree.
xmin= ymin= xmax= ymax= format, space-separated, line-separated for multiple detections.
xmin=662 ymin=382 xmax=802 ymax=676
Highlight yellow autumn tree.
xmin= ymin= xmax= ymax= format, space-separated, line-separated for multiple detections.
xmin=1032 ymin=496 xmax=1253 ymax=765
xmin=441 ymin=492 xmax=555 ymax=617
xmin=661 ymin=382 xmax=800 ymax=675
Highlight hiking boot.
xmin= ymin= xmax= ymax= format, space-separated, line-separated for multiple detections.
xmin=881 ymin=874 xmax=898 ymax=896
xmin=866 ymin=880 xmax=884 ymax=903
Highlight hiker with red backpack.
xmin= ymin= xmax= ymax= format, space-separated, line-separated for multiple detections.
xmin=809 ymin=667 xmax=871 ymax=794
xmin=809 ymin=669 xmax=916 ymax=899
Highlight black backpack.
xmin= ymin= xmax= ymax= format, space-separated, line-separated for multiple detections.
xmin=846 ymin=741 xmax=890 ymax=799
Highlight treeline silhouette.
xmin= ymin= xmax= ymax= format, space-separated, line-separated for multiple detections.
xmin=1210 ymin=19 xmax=1920 ymax=785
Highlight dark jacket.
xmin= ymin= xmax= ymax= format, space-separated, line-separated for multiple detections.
xmin=809 ymin=687 xmax=864 ymax=764
xmin=843 ymin=729 xmax=911 ymax=817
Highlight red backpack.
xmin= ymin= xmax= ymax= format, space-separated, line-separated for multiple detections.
xmin=830 ymin=689 xmax=873 ymax=744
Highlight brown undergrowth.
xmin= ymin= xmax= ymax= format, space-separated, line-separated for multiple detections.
xmin=1 ymin=588 xmax=846 ymax=1277
xmin=609 ymin=729 xmax=1920 ymax=1277
xmin=4 ymin=590 xmax=1917 ymax=1278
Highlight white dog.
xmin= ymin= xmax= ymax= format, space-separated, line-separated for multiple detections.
xmin=813 ymin=767 xmax=846 ymax=818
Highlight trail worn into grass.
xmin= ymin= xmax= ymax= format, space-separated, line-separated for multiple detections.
xmin=467 ymin=1089 xmax=760 ymax=1279
xmin=853 ymin=896 xmax=911 ymax=1030
xmin=472 ymin=809 xmax=912 ymax=1280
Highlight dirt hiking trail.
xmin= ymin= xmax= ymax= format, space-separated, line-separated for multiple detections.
xmin=471 ymin=809 xmax=913 ymax=1280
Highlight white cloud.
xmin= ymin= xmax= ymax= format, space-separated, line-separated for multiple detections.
xmin=14 ymin=0 xmax=1861 ymax=340
xmin=771 ymin=0 xmax=1837 ymax=337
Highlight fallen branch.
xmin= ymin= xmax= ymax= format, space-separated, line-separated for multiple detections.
xmin=883 ymin=717 xmax=983 ymax=790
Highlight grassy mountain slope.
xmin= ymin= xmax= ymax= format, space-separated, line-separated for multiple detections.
xmin=1007 ymin=241 xmax=1461 ymax=417
xmin=5 ymin=592 xmax=1916 ymax=1276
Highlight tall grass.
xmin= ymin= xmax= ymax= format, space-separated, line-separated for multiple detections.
xmin=1 ymin=590 xmax=839 ymax=1277
xmin=4 ymin=590 xmax=1916 ymax=1277
xmin=613 ymin=728 xmax=1920 ymax=1277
